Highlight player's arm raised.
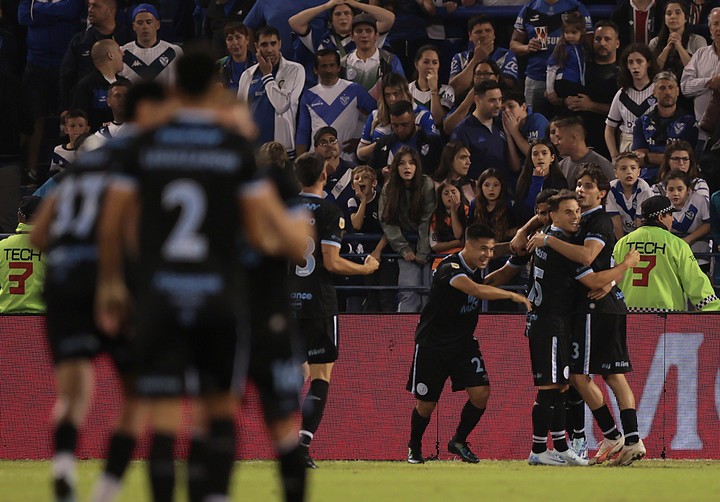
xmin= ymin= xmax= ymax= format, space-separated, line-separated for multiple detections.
xmin=577 ymin=249 xmax=640 ymax=290
xmin=451 ymin=274 xmax=531 ymax=310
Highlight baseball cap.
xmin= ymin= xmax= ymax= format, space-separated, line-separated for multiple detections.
xmin=641 ymin=196 xmax=681 ymax=219
xmin=132 ymin=3 xmax=160 ymax=22
xmin=313 ymin=126 xmax=338 ymax=147
xmin=352 ymin=13 xmax=377 ymax=30
xmin=19 ymin=196 xmax=42 ymax=221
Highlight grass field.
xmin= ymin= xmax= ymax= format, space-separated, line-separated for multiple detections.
xmin=2 ymin=459 xmax=720 ymax=501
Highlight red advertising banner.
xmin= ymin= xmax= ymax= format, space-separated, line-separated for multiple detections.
xmin=0 ymin=314 xmax=718 ymax=460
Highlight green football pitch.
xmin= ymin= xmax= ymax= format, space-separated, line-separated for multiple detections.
xmin=2 ymin=460 xmax=720 ymax=501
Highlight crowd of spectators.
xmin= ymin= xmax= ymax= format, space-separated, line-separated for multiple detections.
xmin=2 ymin=0 xmax=720 ymax=313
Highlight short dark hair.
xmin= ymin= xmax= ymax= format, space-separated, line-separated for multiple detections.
xmin=294 ymin=152 xmax=325 ymax=187
xmin=255 ymin=25 xmax=280 ymax=40
xmin=223 ymin=21 xmax=248 ymax=37
xmin=502 ymin=90 xmax=525 ymax=106
xmin=594 ymin=19 xmax=619 ymax=35
xmin=665 ymin=168 xmax=692 ymax=187
xmin=554 ymin=115 xmax=586 ymax=138
xmin=467 ymin=14 xmax=493 ymax=33
xmin=125 ymin=81 xmax=166 ymax=122
xmin=548 ymin=189 xmax=579 ymax=213
xmin=536 ymin=188 xmax=559 ymax=206
xmin=389 ymin=100 xmax=414 ymax=117
xmin=176 ymin=42 xmax=216 ymax=97
xmin=466 ymin=223 xmax=495 ymax=242
xmin=576 ymin=164 xmax=610 ymax=193
xmin=65 ymin=109 xmax=88 ymax=122
xmin=314 ymin=48 xmax=340 ymax=68
xmin=108 ymin=80 xmax=130 ymax=93
xmin=473 ymin=79 xmax=501 ymax=97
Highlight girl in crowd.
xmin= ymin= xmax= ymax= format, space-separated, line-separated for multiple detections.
xmin=408 ymin=45 xmax=455 ymax=127
xmin=605 ymin=44 xmax=659 ymax=160
xmin=379 ymin=146 xmax=436 ymax=312
xmin=514 ymin=139 xmax=568 ymax=224
xmin=357 ymin=73 xmax=437 ymax=161
xmin=433 ymin=141 xmax=475 ymax=203
xmin=664 ymin=169 xmax=712 ymax=271
xmin=469 ymin=168 xmax=517 ymax=242
xmin=429 ymin=181 xmax=468 ymax=269
xmin=652 ymin=140 xmax=710 ymax=200
xmin=545 ymin=11 xmax=591 ymax=106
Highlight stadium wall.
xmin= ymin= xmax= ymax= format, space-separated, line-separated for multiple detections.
xmin=1 ymin=314 xmax=718 ymax=461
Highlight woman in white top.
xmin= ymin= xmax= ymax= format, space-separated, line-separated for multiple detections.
xmin=649 ymin=1 xmax=707 ymax=81
xmin=408 ymin=45 xmax=455 ymax=129
xmin=605 ymin=44 xmax=659 ymax=160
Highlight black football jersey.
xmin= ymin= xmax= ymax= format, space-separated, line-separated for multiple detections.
xmin=415 ymin=253 xmax=486 ymax=350
xmin=114 ymin=115 xmax=257 ymax=308
xmin=288 ymin=193 xmax=344 ymax=319
xmin=528 ymin=227 xmax=591 ymax=316
xmin=44 ymin=144 xmax=124 ymax=301
xmin=576 ymin=207 xmax=628 ymax=314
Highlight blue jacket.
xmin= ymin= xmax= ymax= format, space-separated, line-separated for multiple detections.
xmin=18 ymin=0 xmax=85 ymax=68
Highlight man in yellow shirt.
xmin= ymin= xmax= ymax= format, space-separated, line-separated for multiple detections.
xmin=0 ymin=196 xmax=45 ymax=313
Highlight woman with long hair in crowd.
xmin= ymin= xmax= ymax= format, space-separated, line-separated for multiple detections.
xmin=433 ymin=141 xmax=475 ymax=202
xmin=605 ymin=43 xmax=659 ymax=160
xmin=652 ymin=140 xmax=710 ymax=199
xmin=429 ymin=181 xmax=468 ymax=270
xmin=515 ymin=139 xmax=568 ymax=224
xmin=470 ymin=168 xmax=517 ymax=242
xmin=408 ymin=45 xmax=455 ymax=127
xmin=379 ymin=146 xmax=436 ymax=312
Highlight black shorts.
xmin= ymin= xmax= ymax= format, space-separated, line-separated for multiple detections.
xmin=46 ymin=295 xmax=133 ymax=373
xmin=527 ymin=313 xmax=571 ymax=387
xmin=246 ymin=308 xmax=303 ymax=423
xmin=571 ymin=312 xmax=632 ymax=375
xmin=299 ymin=316 xmax=338 ymax=364
xmin=133 ymin=298 xmax=243 ymax=397
xmin=406 ymin=340 xmax=490 ymax=402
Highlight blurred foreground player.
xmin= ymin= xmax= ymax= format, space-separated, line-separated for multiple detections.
xmin=406 ymin=224 xmax=531 ymax=464
xmin=96 ymin=47 xmax=307 ymax=502
xmin=30 ymin=82 xmax=170 ymax=502
xmin=290 ymin=152 xmax=379 ymax=468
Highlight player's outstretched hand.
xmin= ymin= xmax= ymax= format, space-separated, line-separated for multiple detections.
xmin=364 ymin=254 xmax=380 ymax=274
xmin=96 ymin=279 xmax=130 ymax=337
xmin=511 ymin=292 xmax=532 ymax=311
xmin=623 ymin=249 xmax=640 ymax=269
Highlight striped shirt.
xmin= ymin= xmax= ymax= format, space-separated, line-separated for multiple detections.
xmin=606 ymin=83 xmax=656 ymax=134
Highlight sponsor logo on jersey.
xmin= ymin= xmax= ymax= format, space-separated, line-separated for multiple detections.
xmin=132 ymin=60 xmax=142 ymax=67
xmin=278 ymin=79 xmax=285 ymax=89
xmin=451 ymin=263 xmax=460 ymax=269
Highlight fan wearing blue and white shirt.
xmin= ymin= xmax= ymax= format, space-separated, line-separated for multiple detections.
xmin=296 ymin=49 xmax=377 ymax=162
xmin=289 ymin=0 xmax=395 ymax=86
xmin=238 ymin=25 xmax=305 ymax=157
xmin=120 ymin=4 xmax=182 ymax=87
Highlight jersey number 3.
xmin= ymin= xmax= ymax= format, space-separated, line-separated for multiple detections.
xmin=295 ymin=236 xmax=316 ymax=277
xmin=631 ymin=255 xmax=656 ymax=287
